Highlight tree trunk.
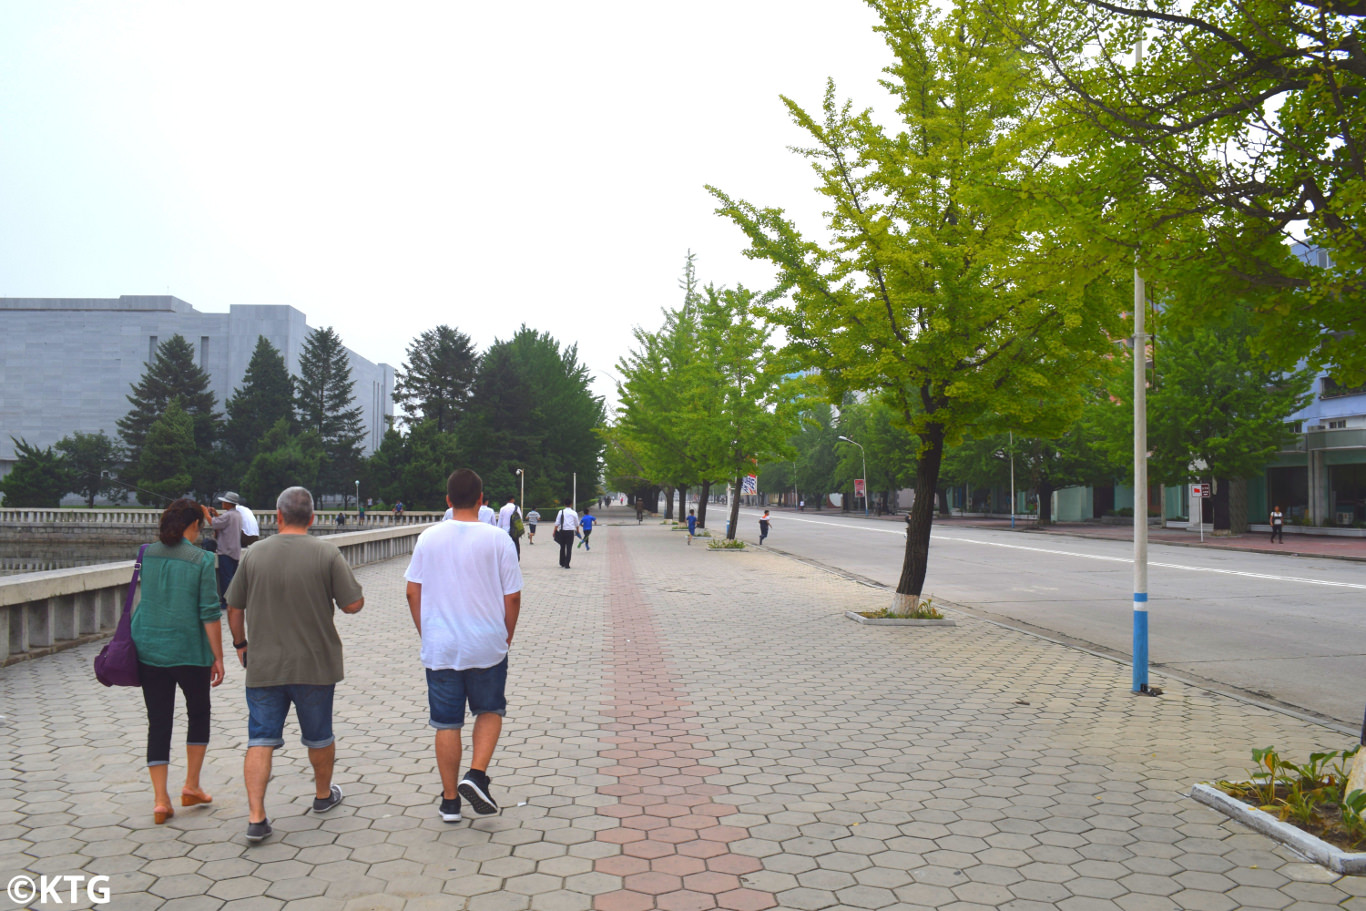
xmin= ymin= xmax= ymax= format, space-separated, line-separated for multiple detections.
xmin=726 ymin=469 xmax=744 ymax=540
xmin=663 ymin=486 xmax=675 ymax=520
xmin=1212 ymin=478 xmax=1231 ymax=533
xmin=697 ymin=481 xmax=711 ymax=528
xmin=1229 ymin=477 xmax=1249 ymax=534
xmin=893 ymin=426 xmax=945 ymax=614
xmin=678 ymin=485 xmax=688 ymax=523
xmin=936 ymin=488 xmax=950 ymax=517
xmin=1037 ymin=481 xmax=1055 ymax=525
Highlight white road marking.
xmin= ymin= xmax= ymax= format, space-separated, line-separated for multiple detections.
xmin=737 ymin=510 xmax=1366 ymax=591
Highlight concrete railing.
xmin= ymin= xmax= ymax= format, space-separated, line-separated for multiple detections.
xmin=1 ymin=521 xmax=435 ymax=665
xmin=0 ymin=507 xmax=443 ymax=529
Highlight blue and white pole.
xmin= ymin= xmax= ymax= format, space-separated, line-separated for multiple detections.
xmin=1132 ymin=263 xmax=1149 ymax=692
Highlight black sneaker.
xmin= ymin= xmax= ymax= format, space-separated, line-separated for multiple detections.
xmin=458 ymin=770 xmax=499 ymax=816
xmin=439 ymin=795 xmax=462 ymax=822
xmin=312 ymin=784 xmax=343 ymax=814
xmin=245 ymin=819 xmax=273 ymax=844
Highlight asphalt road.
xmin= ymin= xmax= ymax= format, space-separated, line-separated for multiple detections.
xmin=735 ymin=507 xmax=1366 ymax=730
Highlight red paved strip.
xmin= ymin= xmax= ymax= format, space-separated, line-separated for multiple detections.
xmin=593 ymin=530 xmax=776 ymax=911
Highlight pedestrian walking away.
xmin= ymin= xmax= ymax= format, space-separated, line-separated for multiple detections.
xmin=554 ymin=499 xmax=580 ymax=568
xmin=759 ymin=509 xmax=771 ymax=545
xmin=635 ymin=499 xmax=644 ymax=524
xmin=1270 ymin=504 xmax=1285 ymax=543
xmin=479 ymin=495 xmax=497 ymax=526
xmin=526 ymin=509 xmax=540 ymax=544
xmin=578 ymin=508 xmax=596 ymax=550
xmin=498 ymin=495 xmax=523 ymax=559
xmin=686 ymin=508 xmax=697 ymax=545
xmin=405 ymin=469 xmax=523 ymax=822
xmin=131 ymin=498 xmax=225 ymax=825
xmin=225 ymin=486 xmax=365 ymax=845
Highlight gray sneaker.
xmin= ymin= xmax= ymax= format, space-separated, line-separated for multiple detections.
xmin=245 ymin=819 xmax=273 ymax=844
xmin=312 ymin=784 xmax=343 ymax=814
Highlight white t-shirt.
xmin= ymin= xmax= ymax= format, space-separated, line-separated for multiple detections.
xmin=404 ymin=520 xmax=523 ymax=671
xmin=554 ymin=507 xmax=580 ymax=532
xmin=479 ymin=504 xmax=497 ymax=525
xmin=238 ymin=504 xmax=260 ymax=536
xmin=498 ymin=502 xmax=520 ymax=532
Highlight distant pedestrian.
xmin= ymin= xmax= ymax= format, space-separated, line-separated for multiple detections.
xmin=759 ymin=510 xmax=771 ymax=545
xmin=799 ymin=499 xmax=805 ymax=512
xmin=686 ymin=508 xmax=697 ymax=545
xmin=479 ymin=495 xmax=497 ymax=526
xmin=1270 ymin=505 xmax=1285 ymax=543
xmin=132 ymin=498 xmax=224 ymax=826
xmin=498 ymin=496 xmax=522 ymax=559
xmin=225 ymin=487 xmax=365 ymax=845
xmin=554 ymin=499 xmax=580 ymax=568
xmin=526 ymin=509 xmax=540 ymax=544
xmin=209 ymin=492 xmax=247 ymax=610
xmin=405 ymin=469 xmax=523 ymax=823
xmin=635 ymin=500 xmax=645 ymax=524
xmin=578 ymin=509 xmax=596 ymax=550
xmin=335 ymin=512 xmax=347 ymax=527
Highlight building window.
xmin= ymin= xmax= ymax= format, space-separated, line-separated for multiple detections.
xmin=200 ymin=336 xmax=210 ymax=368
xmin=1328 ymin=419 xmax=1347 ymax=429
xmin=1288 ymin=420 xmax=1303 ymax=434
xmin=148 ymin=336 xmax=158 ymax=363
xmin=1322 ymin=376 xmax=1366 ymax=399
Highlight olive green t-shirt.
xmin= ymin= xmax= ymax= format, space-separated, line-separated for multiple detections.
xmin=224 ymin=533 xmax=363 ymax=687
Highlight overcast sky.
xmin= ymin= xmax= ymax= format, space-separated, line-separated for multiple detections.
xmin=0 ymin=2 xmax=893 ymax=409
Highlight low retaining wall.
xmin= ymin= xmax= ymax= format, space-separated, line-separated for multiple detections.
xmin=0 ymin=522 xmax=434 ymax=665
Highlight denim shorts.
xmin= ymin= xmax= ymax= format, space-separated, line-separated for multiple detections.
xmin=426 ymin=656 xmax=508 ymax=730
xmin=246 ymin=684 xmax=336 ymax=749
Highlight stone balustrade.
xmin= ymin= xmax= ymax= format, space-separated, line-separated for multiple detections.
xmin=1 ymin=521 xmax=435 ymax=665
xmin=0 ymin=507 xmax=443 ymax=529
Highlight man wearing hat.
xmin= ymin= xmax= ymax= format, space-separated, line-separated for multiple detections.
xmin=210 ymin=492 xmax=247 ymax=610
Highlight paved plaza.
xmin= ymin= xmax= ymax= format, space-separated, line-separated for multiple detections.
xmin=3 ymin=515 xmax=1366 ymax=910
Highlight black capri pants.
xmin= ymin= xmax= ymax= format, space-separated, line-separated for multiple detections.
xmin=139 ymin=663 xmax=211 ymax=765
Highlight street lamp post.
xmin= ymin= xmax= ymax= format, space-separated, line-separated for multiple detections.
xmin=354 ymin=480 xmax=360 ymax=523
xmin=837 ymin=435 xmax=868 ymax=517
xmin=516 ymin=468 xmax=524 ymax=514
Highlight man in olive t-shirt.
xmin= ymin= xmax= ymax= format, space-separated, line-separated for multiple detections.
xmin=225 ymin=486 xmax=364 ymax=844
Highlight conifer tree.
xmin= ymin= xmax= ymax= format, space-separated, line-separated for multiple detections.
xmin=0 ymin=438 xmax=72 ymax=507
xmin=117 ymin=334 xmax=221 ymax=496
xmin=295 ymin=327 xmax=365 ymax=499
xmin=393 ymin=325 xmax=479 ymax=432
xmin=136 ymin=399 xmax=194 ymax=504
xmin=224 ymin=336 xmax=294 ymax=470
xmin=55 ymin=430 xmax=125 ymax=507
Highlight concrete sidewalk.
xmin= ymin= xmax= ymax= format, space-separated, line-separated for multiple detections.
xmin=3 ymin=522 xmax=1365 ymax=910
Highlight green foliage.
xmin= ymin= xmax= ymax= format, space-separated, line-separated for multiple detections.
xmin=295 ymin=326 xmax=365 ymax=498
xmin=996 ymin=0 xmax=1366 ymax=382
xmin=397 ymin=420 xmax=462 ymax=512
xmin=393 ymin=325 xmax=479 ymax=433
xmin=0 ymin=437 xmax=72 ymax=507
xmin=55 ymin=430 xmax=125 ymax=507
xmin=117 ymin=333 xmax=221 ymax=498
xmin=136 ymin=399 xmax=194 ymax=504
xmin=241 ymin=417 xmax=324 ymax=507
xmin=709 ymin=0 xmax=1125 ymax=594
xmin=1219 ymin=746 xmax=1366 ymax=849
xmin=224 ymin=336 xmax=295 ymax=468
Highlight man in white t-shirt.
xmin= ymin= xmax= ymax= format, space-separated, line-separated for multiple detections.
xmin=478 ymin=494 xmax=497 ymax=526
xmin=497 ymin=495 xmax=522 ymax=559
xmin=405 ymin=470 xmax=523 ymax=823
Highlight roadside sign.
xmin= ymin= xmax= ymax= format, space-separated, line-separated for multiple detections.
xmin=854 ymin=479 xmax=866 ymax=497
xmin=1192 ymin=482 xmax=1210 ymax=498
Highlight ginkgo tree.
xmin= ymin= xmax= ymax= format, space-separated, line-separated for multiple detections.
xmin=710 ymin=0 xmax=1126 ymax=612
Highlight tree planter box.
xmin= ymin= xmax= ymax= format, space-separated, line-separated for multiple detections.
xmin=844 ymin=611 xmax=956 ymax=627
xmin=1190 ymin=783 xmax=1366 ymax=874
xmin=706 ymin=547 xmax=747 ymax=553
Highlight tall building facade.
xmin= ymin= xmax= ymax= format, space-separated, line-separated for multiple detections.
xmin=0 ymin=296 xmax=395 ymax=479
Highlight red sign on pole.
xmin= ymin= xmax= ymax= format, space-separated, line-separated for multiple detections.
xmin=854 ymin=479 xmax=866 ymax=497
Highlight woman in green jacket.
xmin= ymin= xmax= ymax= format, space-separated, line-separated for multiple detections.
xmin=131 ymin=498 xmax=225 ymax=824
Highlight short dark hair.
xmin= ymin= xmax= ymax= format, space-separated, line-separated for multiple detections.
xmin=562 ymin=497 xmax=573 ymax=506
xmin=277 ymin=486 xmax=314 ymax=526
xmin=159 ymin=498 xmax=205 ymax=547
xmin=447 ymin=469 xmax=483 ymax=509
xmin=506 ymin=495 xmax=515 ymax=502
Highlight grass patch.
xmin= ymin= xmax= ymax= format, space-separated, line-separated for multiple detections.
xmin=855 ymin=596 xmax=944 ymax=620
xmin=707 ymin=538 xmax=746 ymax=550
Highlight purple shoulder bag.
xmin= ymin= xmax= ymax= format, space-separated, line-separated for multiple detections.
xmin=94 ymin=543 xmax=150 ymax=687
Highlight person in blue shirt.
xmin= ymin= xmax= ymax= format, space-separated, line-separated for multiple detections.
xmin=578 ymin=509 xmax=597 ymax=550
xmin=686 ymin=508 xmax=697 ymax=545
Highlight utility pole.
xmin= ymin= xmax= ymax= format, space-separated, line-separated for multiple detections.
xmin=1133 ymin=37 xmax=1151 ymax=695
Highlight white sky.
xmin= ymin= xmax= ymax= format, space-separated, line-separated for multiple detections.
xmin=0 ymin=2 xmax=892 ymax=409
